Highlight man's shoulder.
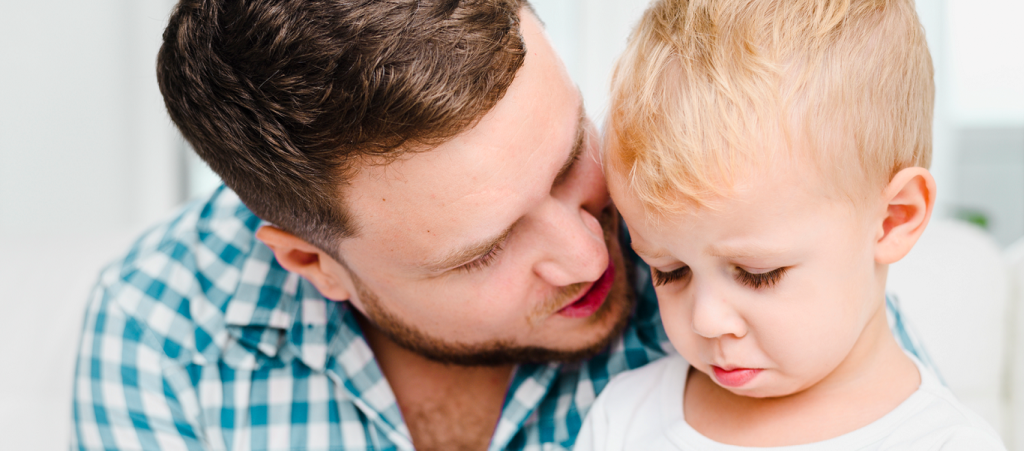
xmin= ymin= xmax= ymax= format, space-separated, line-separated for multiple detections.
xmin=87 ymin=186 xmax=270 ymax=361
xmin=99 ymin=186 xmax=261 ymax=299
xmin=122 ymin=185 xmax=262 ymax=269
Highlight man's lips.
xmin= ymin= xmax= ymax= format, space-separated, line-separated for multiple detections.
xmin=711 ymin=366 xmax=763 ymax=388
xmin=557 ymin=262 xmax=616 ymax=318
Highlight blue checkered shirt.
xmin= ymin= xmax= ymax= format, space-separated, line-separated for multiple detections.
xmin=71 ymin=186 xmax=928 ymax=450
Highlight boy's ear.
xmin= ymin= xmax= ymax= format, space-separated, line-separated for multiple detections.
xmin=255 ymin=225 xmax=353 ymax=301
xmin=875 ymin=167 xmax=936 ymax=265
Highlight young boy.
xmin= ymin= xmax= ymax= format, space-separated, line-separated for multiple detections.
xmin=577 ymin=0 xmax=1006 ymax=449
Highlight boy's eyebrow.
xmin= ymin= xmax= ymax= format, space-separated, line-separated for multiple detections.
xmin=631 ymin=241 xmax=669 ymax=260
xmin=706 ymin=243 xmax=786 ymax=259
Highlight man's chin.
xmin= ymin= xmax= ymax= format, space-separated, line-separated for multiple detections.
xmin=358 ymin=271 xmax=634 ymax=367
xmin=364 ymin=296 xmax=632 ymax=367
xmin=416 ymin=330 xmax=626 ymax=367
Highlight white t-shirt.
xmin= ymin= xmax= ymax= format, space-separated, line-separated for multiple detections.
xmin=575 ymin=354 xmax=1005 ymax=451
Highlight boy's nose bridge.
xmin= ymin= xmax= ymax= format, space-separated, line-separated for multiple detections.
xmin=690 ymin=280 xmax=747 ymax=339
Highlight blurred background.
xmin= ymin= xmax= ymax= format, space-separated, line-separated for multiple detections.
xmin=0 ymin=0 xmax=1021 ymax=449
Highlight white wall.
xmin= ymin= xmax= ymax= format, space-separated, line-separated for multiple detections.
xmin=942 ymin=0 xmax=1024 ymax=247
xmin=533 ymin=0 xmax=652 ymax=124
xmin=0 ymin=0 xmax=181 ymax=240
xmin=0 ymin=1 xmax=180 ymax=449
xmin=947 ymin=0 xmax=1024 ymax=127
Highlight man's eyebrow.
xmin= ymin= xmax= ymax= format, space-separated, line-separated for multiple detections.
xmin=422 ymin=223 xmax=515 ymax=273
xmin=553 ymin=103 xmax=587 ymax=187
xmin=423 ymin=102 xmax=583 ymax=274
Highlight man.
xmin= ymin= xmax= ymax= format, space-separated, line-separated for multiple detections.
xmin=70 ymin=1 xmax=922 ymax=450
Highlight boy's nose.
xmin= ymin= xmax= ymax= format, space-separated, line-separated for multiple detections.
xmin=690 ymin=286 xmax=747 ymax=339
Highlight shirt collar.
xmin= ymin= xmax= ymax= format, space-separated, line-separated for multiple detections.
xmin=204 ymin=187 xmax=572 ymax=450
xmin=192 ymin=186 xmax=339 ymax=372
xmin=202 ymin=195 xmax=411 ymax=445
xmin=220 ymin=238 xmax=348 ymax=371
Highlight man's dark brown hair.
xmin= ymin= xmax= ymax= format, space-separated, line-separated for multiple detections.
xmin=157 ymin=0 xmax=529 ymax=253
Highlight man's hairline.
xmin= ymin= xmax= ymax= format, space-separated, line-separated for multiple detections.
xmin=326 ymin=3 xmax=559 ymax=259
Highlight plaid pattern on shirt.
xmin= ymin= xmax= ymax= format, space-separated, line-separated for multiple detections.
xmin=71 ymin=186 xmax=927 ymax=451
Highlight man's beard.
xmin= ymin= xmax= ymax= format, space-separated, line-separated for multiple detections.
xmin=350 ymin=206 xmax=635 ymax=367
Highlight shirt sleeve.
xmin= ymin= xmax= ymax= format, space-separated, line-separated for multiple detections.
xmin=936 ymin=427 xmax=1008 ymax=450
xmin=71 ymin=281 xmax=207 ymax=451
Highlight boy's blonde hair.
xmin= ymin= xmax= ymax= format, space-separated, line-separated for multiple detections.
xmin=607 ymin=0 xmax=934 ymax=214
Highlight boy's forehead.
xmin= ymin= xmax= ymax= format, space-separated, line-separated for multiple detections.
xmin=613 ymin=149 xmax=862 ymax=228
xmin=611 ymin=126 xmax=882 ymax=219
xmin=619 ymin=162 xmax=868 ymax=265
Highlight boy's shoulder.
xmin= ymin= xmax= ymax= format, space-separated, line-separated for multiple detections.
xmin=601 ymin=352 xmax=687 ymax=400
xmin=586 ymin=354 xmax=1008 ymax=451
xmin=874 ymin=393 xmax=1005 ymax=449
xmin=841 ymin=357 xmax=1007 ymax=450
xmin=886 ymin=362 xmax=1007 ymax=450
xmin=590 ymin=353 xmax=689 ymax=429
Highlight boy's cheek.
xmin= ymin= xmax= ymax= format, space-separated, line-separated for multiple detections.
xmin=655 ymin=292 xmax=700 ymax=354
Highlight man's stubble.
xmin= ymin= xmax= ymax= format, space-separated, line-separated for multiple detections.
xmin=349 ymin=206 xmax=635 ymax=366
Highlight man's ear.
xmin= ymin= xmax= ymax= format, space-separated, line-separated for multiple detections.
xmin=255 ymin=225 xmax=352 ymax=301
xmin=875 ymin=167 xmax=936 ymax=265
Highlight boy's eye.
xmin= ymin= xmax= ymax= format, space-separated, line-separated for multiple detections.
xmin=652 ymin=266 xmax=691 ymax=287
xmin=735 ymin=267 xmax=788 ymax=289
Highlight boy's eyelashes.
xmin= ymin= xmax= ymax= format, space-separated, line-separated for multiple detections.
xmin=650 ymin=265 xmax=789 ymax=289
xmin=652 ymin=266 xmax=691 ymax=286
xmin=735 ymin=266 xmax=789 ymax=289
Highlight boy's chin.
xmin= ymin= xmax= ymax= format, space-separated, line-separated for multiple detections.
xmin=722 ymin=385 xmax=795 ymax=400
xmin=706 ymin=370 xmax=807 ymax=400
xmin=723 ymin=386 xmax=790 ymax=399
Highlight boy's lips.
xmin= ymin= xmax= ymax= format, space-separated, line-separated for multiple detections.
xmin=557 ymin=262 xmax=616 ymax=318
xmin=711 ymin=366 xmax=762 ymax=387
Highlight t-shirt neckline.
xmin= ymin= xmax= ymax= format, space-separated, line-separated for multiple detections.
xmin=667 ymin=353 xmax=933 ymax=450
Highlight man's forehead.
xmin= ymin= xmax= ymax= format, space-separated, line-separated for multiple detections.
xmin=341 ymin=98 xmax=583 ymax=272
xmin=339 ymin=9 xmax=582 ymax=270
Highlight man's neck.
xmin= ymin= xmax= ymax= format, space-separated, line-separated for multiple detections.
xmin=356 ymin=314 xmax=514 ymax=451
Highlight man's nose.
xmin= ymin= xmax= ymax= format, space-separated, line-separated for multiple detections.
xmin=531 ymin=138 xmax=614 ymax=286
xmin=531 ymin=197 xmax=609 ymax=287
xmin=690 ymin=282 xmax=748 ymax=339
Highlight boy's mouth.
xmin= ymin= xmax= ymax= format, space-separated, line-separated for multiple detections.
xmin=711 ymin=366 xmax=763 ymax=387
